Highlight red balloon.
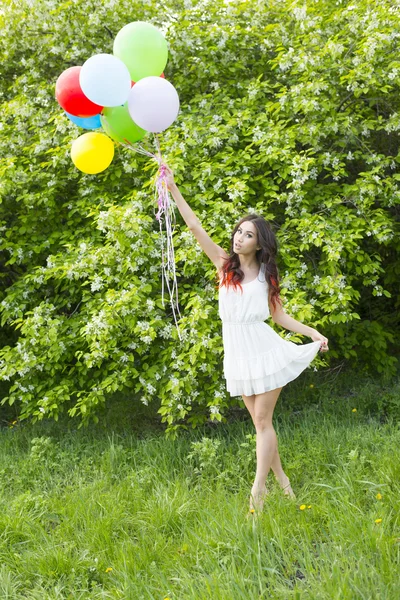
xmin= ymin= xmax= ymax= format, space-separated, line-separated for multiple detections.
xmin=55 ymin=66 xmax=103 ymax=117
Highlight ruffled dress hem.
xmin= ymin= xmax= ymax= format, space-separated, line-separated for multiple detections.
xmin=225 ymin=340 xmax=321 ymax=397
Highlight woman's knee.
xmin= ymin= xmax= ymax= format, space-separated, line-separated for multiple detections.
xmin=254 ymin=415 xmax=274 ymax=432
xmin=253 ymin=387 xmax=283 ymax=429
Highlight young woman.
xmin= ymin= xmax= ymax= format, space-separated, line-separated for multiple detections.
xmin=164 ymin=165 xmax=329 ymax=517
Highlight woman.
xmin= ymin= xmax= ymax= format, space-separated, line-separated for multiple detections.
xmin=163 ymin=165 xmax=329 ymax=517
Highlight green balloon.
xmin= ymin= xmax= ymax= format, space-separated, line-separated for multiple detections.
xmin=100 ymin=103 xmax=146 ymax=145
xmin=113 ymin=21 xmax=168 ymax=82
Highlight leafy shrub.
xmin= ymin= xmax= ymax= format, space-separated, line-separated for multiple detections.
xmin=0 ymin=0 xmax=399 ymax=436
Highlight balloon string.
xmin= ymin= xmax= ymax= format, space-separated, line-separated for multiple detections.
xmin=100 ymin=116 xmax=156 ymax=158
xmin=120 ymin=139 xmax=156 ymax=158
xmin=154 ymin=135 xmax=183 ymax=341
xmin=117 ymin=132 xmax=183 ymax=341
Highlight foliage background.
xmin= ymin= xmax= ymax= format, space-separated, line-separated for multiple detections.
xmin=0 ymin=0 xmax=399 ymax=436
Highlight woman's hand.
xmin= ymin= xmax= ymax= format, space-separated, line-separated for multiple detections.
xmin=162 ymin=164 xmax=176 ymax=191
xmin=310 ymin=329 xmax=329 ymax=352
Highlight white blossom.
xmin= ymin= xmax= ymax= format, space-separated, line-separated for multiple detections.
xmin=90 ymin=275 xmax=103 ymax=292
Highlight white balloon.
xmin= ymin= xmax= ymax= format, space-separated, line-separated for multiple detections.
xmin=80 ymin=54 xmax=131 ymax=107
xmin=127 ymin=76 xmax=179 ymax=133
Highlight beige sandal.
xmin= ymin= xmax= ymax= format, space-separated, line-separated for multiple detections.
xmin=282 ymin=481 xmax=296 ymax=499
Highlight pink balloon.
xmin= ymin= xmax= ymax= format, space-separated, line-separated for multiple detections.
xmin=127 ymin=76 xmax=179 ymax=133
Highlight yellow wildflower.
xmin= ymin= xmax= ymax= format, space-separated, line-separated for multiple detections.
xmin=250 ymin=508 xmax=255 ymax=514
xmin=375 ymin=518 xmax=382 ymax=524
xmin=309 ymin=384 xmax=314 ymax=388
xmin=299 ymin=504 xmax=306 ymax=510
xmin=105 ymin=567 xmax=113 ymax=573
xmin=352 ymin=408 xmax=357 ymax=412
xmin=376 ymin=493 xmax=382 ymax=500
xmin=307 ymin=505 xmax=312 ymax=509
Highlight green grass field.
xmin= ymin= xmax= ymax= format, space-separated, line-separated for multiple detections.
xmin=1 ymin=370 xmax=399 ymax=599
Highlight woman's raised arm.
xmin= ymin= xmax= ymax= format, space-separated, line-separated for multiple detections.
xmin=164 ymin=165 xmax=228 ymax=270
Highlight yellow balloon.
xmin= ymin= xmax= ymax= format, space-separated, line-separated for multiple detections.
xmin=71 ymin=132 xmax=114 ymax=174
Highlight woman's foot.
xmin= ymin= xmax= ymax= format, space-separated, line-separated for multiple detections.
xmin=281 ymin=477 xmax=296 ymax=499
xmin=282 ymin=482 xmax=296 ymax=499
xmin=248 ymin=485 xmax=269 ymax=516
xmin=275 ymin=474 xmax=296 ymax=499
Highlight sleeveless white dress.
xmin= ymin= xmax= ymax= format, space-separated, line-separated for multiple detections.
xmin=218 ymin=263 xmax=322 ymax=396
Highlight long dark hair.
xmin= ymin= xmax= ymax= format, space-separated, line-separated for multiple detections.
xmin=216 ymin=214 xmax=283 ymax=311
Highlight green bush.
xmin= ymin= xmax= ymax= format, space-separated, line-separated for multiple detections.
xmin=0 ymin=0 xmax=399 ymax=436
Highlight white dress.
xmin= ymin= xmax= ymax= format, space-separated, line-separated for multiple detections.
xmin=218 ymin=262 xmax=322 ymax=396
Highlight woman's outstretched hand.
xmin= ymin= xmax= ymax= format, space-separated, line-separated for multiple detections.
xmin=162 ymin=164 xmax=176 ymax=191
xmin=310 ymin=329 xmax=329 ymax=352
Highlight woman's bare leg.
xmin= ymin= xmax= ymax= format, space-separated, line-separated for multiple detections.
xmin=242 ymin=391 xmax=295 ymax=502
xmin=249 ymin=387 xmax=283 ymax=511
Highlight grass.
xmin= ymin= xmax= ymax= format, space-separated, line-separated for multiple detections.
xmin=0 ymin=368 xmax=399 ymax=599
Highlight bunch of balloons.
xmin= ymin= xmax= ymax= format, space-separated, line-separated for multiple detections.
xmin=55 ymin=21 xmax=180 ymax=174
xmin=55 ymin=21 xmax=184 ymax=340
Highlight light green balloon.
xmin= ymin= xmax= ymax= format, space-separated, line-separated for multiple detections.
xmin=113 ymin=21 xmax=168 ymax=82
xmin=100 ymin=103 xmax=146 ymax=145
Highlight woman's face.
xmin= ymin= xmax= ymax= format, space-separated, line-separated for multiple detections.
xmin=233 ymin=221 xmax=259 ymax=256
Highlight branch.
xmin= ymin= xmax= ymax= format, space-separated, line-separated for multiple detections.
xmin=68 ymin=301 xmax=82 ymax=318
xmin=104 ymin=25 xmax=114 ymax=39
xmin=336 ymin=92 xmax=353 ymax=113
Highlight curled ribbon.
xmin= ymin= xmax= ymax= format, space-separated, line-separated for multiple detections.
xmin=119 ymin=132 xmax=183 ymax=341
